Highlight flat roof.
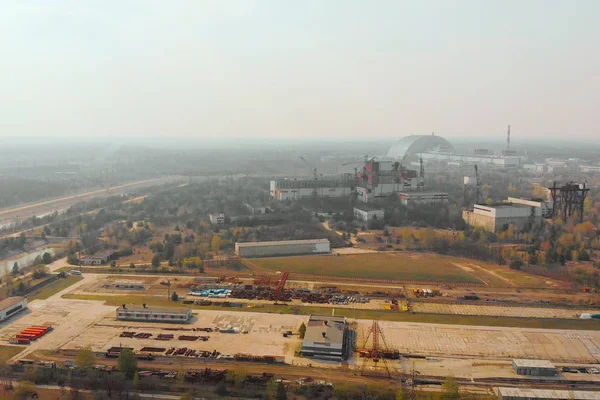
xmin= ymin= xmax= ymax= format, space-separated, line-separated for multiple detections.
xmin=498 ymin=387 xmax=600 ymax=399
xmin=512 ymin=359 xmax=556 ymax=368
xmin=83 ymin=249 xmax=116 ymax=259
xmin=236 ymin=239 xmax=329 ymax=248
xmin=399 ymin=192 xmax=449 ymax=196
xmin=0 ymin=296 xmax=25 ymax=310
xmin=117 ymin=305 xmax=191 ymax=314
xmin=303 ymin=316 xmax=346 ymax=346
xmin=475 ymin=203 xmax=532 ymax=209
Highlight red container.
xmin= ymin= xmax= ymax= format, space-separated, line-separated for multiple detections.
xmin=22 ymin=328 xmax=45 ymax=333
xmin=18 ymin=334 xmax=40 ymax=340
xmin=21 ymin=330 xmax=44 ymax=337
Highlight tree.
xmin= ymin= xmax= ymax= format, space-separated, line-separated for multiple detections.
xmin=110 ymin=260 xmax=117 ymax=268
xmin=117 ymin=348 xmax=137 ymax=376
xmin=215 ymin=380 xmax=228 ymax=396
xmin=298 ymin=322 xmax=307 ymax=339
xmin=133 ymin=371 xmax=140 ymax=387
xmin=171 ymin=292 xmax=179 ymax=301
xmin=76 ymin=346 xmax=95 ymax=369
xmin=211 ymin=235 xmax=222 ymax=254
xmin=275 ymin=382 xmax=288 ymax=400
xmin=151 ymin=254 xmax=161 ymax=268
xmin=12 ymin=262 xmax=19 ymax=276
xmin=15 ymin=380 xmax=36 ymax=399
xmin=67 ymin=252 xmax=79 ymax=265
xmin=42 ymin=252 xmax=53 ymax=264
xmin=130 ymin=263 xmax=136 ymax=269
xmin=441 ymin=376 xmax=460 ymax=400
xmin=509 ymin=259 xmax=523 ymax=270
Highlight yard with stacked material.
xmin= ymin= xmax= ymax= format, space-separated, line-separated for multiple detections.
xmin=248 ymin=253 xmax=484 ymax=284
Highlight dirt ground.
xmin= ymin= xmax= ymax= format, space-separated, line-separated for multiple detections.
xmin=410 ymin=302 xmax=598 ymax=319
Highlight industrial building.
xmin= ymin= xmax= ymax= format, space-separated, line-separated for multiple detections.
xmin=81 ymin=250 xmax=117 ymax=266
xmin=497 ymin=387 xmax=600 ymax=400
xmin=116 ymin=304 xmax=193 ymax=323
xmin=387 ymin=133 xmax=521 ymax=169
xmin=355 ymin=159 xmax=421 ymax=203
xmin=512 ymin=359 xmax=557 ymax=376
xmin=463 ymin=197 xmax=548 ymax=233
xmin=301 ymin=315 xmax=348 ymax=360
xmin=244 ymin=202 xmax=266 ymax=214
xmin=0 ymin=296 xmax=27 ymax=323
xmin=269 ymin=178 xmax=353 ymax=201
xmin=235 ymin=239 xmax=330 ymax=258
xmin=399 ymin=191 xmax=449 ymax=205
xmin=353 ymin=207 xmax=384 ymax=223
xmin=209 ymin=213 xmax=225 ymax=225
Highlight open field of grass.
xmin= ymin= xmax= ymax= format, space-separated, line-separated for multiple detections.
xmin=247 ymin=253 xmax=484 ymax=284
xmin=62 ymin=293 xmax=600 ymax=330
xmin=28 ymin=275 xmax=83 ymax=301
xmin=0 ymin=345 xmax=23 ymax=361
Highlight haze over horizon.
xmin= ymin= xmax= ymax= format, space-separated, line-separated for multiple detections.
xmin=2 ymin=1 xmax=599 ymax=140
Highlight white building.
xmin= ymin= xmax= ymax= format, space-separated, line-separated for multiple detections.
xmin=270 ymin=178 xmax=353 ymax=201
xmin=209 ymin=213 xmax=225 ymax=225
xmin=301 ymin=315 xmax=348 ymax=360
xmin=244 ymin=202 xmax=266 ymax=214
xmin=398 ymin=192 xmax=448 ymax=206
xmin=353 ymin=207 xmax=384 ymax=223
xmin=116 ymin=304 xmax=192 ymax=323
xmin=0 ymin=296 xmax=27 ymax=323
xmin=235 ymin=239 xmax=330 ymax=258
xmin=463 ymin=198 xmax=547 ymax=233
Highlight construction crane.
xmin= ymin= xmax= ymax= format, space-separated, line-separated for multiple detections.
xmin=298 ymin=156 xmax=318 ymax=198
xmin=360 ymin=320 xmax=392 ymax=378
xmin=271 ymin=272 xmax=290 ymax=302
xmin=474 ymin=164 xmax=481 ymax=204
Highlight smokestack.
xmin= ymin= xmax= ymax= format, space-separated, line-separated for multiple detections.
xmin=507 ymin=125 xmax=511 ymax=150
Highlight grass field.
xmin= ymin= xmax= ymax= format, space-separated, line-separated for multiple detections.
xmin=28 ymin=275 xmax=83 ymax=301
xmin=247 ymin=253 xmax=483 ymax=283
xmin=62 ymin=293 xmax=600 ymax=331
xmin=0 ymin=345 xmax=23 ymax=361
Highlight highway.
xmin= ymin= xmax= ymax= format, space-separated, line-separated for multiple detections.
xmin=0 ymin=176 xmax=182 ymax=233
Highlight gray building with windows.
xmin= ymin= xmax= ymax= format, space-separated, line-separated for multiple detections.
xmin=116 ymin=304 xmax=192 ymax=323
xmin=512 ymin=359 xmax=557 ymax=376
xmin=301 ymin=315 xmax=348 ymax=361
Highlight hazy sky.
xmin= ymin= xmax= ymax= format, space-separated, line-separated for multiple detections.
xmin=1 ymin=1 xmax=599 ymax=140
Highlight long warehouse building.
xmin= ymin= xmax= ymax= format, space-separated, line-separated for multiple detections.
xmin=116 ymin=304 xmax=193 ymax=323
xmin=235 ymin=239 xmax=330 ymax=258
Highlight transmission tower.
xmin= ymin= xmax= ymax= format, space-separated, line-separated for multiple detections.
xmin=360 ymin=320 xmax=392 ymax=378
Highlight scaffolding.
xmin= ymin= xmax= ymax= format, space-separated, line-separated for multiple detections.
xmin=548 ymin=182 xmax=590 ymax=222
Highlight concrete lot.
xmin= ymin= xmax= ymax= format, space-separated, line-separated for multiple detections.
xmin=370 ymin=320 xmax=600 ymax=363
xmin=411 ymin=302 xmax=597 ymax=319
xmin=68 ymin=310 xmax=304 ymax=363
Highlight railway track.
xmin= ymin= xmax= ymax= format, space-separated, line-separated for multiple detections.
xmin=28 ymin=350 xmax=600 ymax=391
